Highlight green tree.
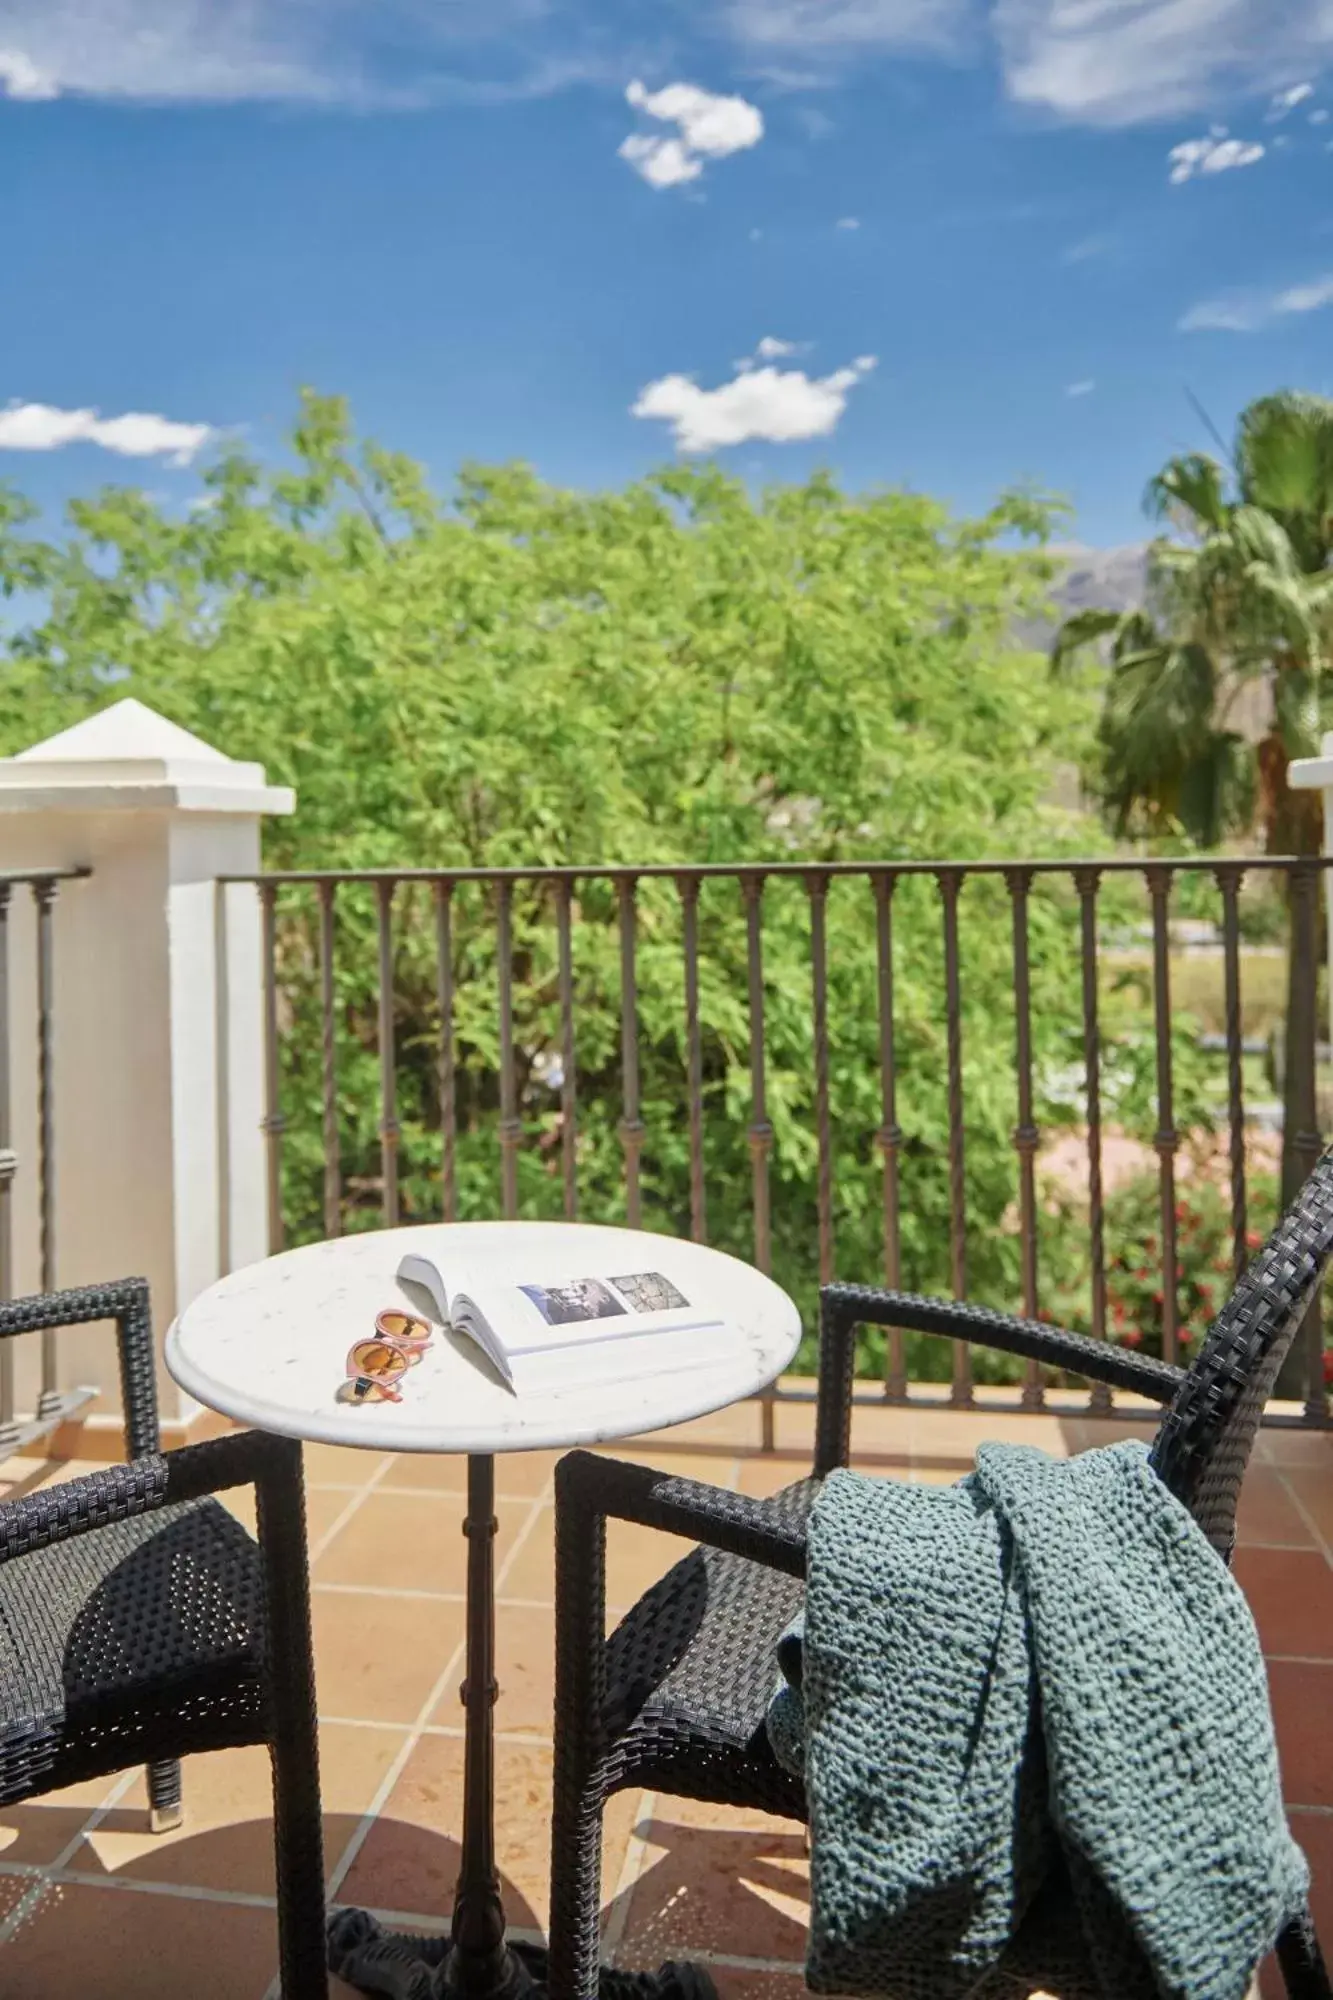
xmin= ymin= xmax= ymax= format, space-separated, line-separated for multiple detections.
xmin=1053 ymin=391 xmax=1333 ymax=1386
xmin=0 ymin=391 xmax=1156 ymax=1371
xmin=1054 ymin=392 xmax=1333 ymax=852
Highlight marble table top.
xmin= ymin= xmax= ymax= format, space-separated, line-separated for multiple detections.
xmin=166 ymin=1221 xmax=803 ymax=1455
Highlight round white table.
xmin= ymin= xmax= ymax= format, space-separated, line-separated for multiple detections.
xmin=167 ymin=1221 xmax=802 ymax=2000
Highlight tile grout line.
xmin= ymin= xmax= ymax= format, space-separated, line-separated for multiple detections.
xmin=1273 ymin=1468 xmax=1333 ymax=1576
xmin=314 ymin=1583 xmax=643 ymax=1619
xmin=307 ymin=1452 xmax=396 ymax=1566
xmin=319 ymin=1715 xmax=554 ymax=1747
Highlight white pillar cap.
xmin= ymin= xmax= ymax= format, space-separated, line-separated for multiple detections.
xmin=1289 ymin=732 xmax=1333 ymax=791
xmin=0 ymin=697 xmax=294 ymax=815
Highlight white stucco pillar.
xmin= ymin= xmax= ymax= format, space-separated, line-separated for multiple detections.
xmin=0 ymin=699 xmax=294 ymax=1441
xmin=1290 ymin=733 xmax=1333 ymax=1058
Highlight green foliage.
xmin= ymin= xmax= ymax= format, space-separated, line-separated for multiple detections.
xmin=1047 ymin=1168 xmax=1280 ymax=1364
xmin=0 ymin=391 xmax=1116 ymax=1363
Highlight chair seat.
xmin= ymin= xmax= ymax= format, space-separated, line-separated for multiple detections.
xmin=604 ymin=1478 xmax=814 ymax=1817
xmin=0 ymin=1495 xmax=267 ymax=1804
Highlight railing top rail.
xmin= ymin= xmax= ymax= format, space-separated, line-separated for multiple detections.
xmin=224 ymin=856 xmax=1333 ymax=887
xmin=0 ymin=867 xmax=92 ymax=886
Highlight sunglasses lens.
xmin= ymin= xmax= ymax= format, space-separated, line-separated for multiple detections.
xmin=350 ymin=1340 xmax=405 ymax=1379
xmin=378 ymin=1312 xmax=410 ymax=1339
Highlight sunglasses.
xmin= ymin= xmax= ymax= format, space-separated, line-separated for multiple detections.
xmin=338 ymin=1311 xmax=434 ymax=1404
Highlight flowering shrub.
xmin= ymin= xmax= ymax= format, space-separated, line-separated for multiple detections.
xmin=1101 ymin=1171 xmax=1276 ymax=1361
xmin=1043 ymin=1166 xmax=1280 ymax=1365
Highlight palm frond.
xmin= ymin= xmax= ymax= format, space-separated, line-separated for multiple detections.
xmin=1048 ymin=606 xmax=1124 ymax=678
xmin=1144 ymin=454 xmax=1229 ymax=535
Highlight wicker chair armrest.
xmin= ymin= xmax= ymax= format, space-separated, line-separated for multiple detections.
xmin=0 ymin=1278 xmax=159 ymax=1458
xmin=0 ymin=1455 xmax=169 ymax=1563
xmin=0 ymin=1430 xmax=294 ymax=1566
xmin=555 ymin=1450 xmax=807 ymax=1577
xmin=822 ymin=1285 xmax=1184 ymax=1404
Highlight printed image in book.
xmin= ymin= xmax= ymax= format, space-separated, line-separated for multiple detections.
xmin=519 ymin=1278 xmax=626 ymax=1326
xmin=520 ymin=1272 xmax=690 ymax=1325
xmin=610 ymin=1272 xmax=689 ymax=1314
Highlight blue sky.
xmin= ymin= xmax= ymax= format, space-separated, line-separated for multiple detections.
xmin=3 ymin=2 xmax=1333 ymax=546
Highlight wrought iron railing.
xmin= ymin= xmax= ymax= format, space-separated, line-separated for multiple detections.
xmin=0 ymin=866 xmax=94 ymax=1453
xmin=223 ymin=856 xmax=1333 ymax=1442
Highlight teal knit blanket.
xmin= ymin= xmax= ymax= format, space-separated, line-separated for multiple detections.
xmin=766 ymin=1441 xmax=1307 ymax=2000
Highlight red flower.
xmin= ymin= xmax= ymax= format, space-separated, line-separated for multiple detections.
xmin=1152 ymin=1290 xmax=1164 ymax=1307
xmin=1122 ymin=1328 xmax=1143 ymax=1349
xmin=1245 ymin=1230 xmax=1263 ymax=1250
xmin=1179 ymin=1328 xmax=1193 ymax=1345
xmin=1324 ymin=1350 xmax=1333 ymax=1387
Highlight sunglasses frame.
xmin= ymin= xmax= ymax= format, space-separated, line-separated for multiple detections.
xmin=339 ymin=1309 xmax=436 ymax=1405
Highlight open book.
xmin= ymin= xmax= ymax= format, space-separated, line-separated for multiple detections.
xmin=396 ymin=1252 xmax=727 ymax=1395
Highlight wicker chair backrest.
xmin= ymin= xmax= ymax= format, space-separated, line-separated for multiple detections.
xmin=1149 ymin=1146 xmax=1333 ymax=1557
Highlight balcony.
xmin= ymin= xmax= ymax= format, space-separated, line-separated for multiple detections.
xmin=0 ymin=1395 xmax=1326 ymax=2000
xmin=0 ymin=704 xmax=1328 ymax=1997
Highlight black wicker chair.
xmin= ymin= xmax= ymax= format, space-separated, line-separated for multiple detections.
xmin=0 ymin=1280 xmax=328 ymax=1999
xmin=548 ymin=1152 xmax=1333 ymax=2000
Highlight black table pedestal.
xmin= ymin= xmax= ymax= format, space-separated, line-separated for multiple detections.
xmin=327 ymin=1455 xmax=716 ymax=2000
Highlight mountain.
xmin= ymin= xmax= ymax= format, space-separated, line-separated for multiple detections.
xmin=1013 ymin=541 xmax=1150 ymax=653
xmin=1051 ymin=542 xmax=1151 ymax=616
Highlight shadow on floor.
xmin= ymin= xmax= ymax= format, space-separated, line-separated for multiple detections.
xmin=0 ymin=1805 xmax=541 ymax=2000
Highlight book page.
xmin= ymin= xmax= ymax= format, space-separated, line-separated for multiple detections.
xmin=468 ymin=1269 xmax=719 ymax=1357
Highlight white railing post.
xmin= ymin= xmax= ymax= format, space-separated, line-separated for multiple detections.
xmin=1290 ymin=733 xmax=1333 ymax=1059
xmin=0 ymin=699 xmax=294 ymax=1447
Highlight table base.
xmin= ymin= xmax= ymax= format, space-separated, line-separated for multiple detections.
xmin=323 ymin=1457 xmax=717 ymax=2000
xmin=326 ymin=1909 xmax=718 ymax=2000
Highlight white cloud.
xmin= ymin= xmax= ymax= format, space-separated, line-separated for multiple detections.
xmin=620 ymin=133 xmax=702 ymax=188
xmin=1065 ymin=378 xmax=1096 ymax=396
xmin=8 ymin=0 xmax=1325 ymax=137
xmin=1312 ymin=106 xmax=1330 ymax=124
xmin=835 ymin=214 xmax=861 ymax=229
xmin=722 ymin=0 xmax=969 ymax=59
xmin=1268 ymin=80 xmax=1315 ymax=118
xmin=0 ymin=48 xmax=57 ymax=97
xmin=620 ymin=78 xmax=763 ymax=188
xmin=1179 ymin=271 xmax=1333 ymax=332
xmin=1167 ymin=127 xmax=1265 ymax=183
xmin=0 ymin=1 xmax=598 ymax=108
xmin=1275 ymin=273 xmax=1333 ymax=313
xmin=632 ymin=352 xmax=876 ymax=452
xmin=0 ymin=401 xmax=214 ymax=464
xmin=993 ymin=0 xmax=1333 ymax=128
xmin=1062 ymin=231 xmax=1113 ymax=263
xmin=755 ymin=335 xmax=798 ymax=358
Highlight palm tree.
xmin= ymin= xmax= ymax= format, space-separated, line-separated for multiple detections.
xmin=1054 ymin=393 xmax=1333 ymax=1388
xmin=1054 ymin=393 xmax=1333 ymax=854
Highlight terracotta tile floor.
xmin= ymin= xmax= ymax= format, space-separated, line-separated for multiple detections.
xmin=0 ymin=1391 xmax=1328 ymax=1999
